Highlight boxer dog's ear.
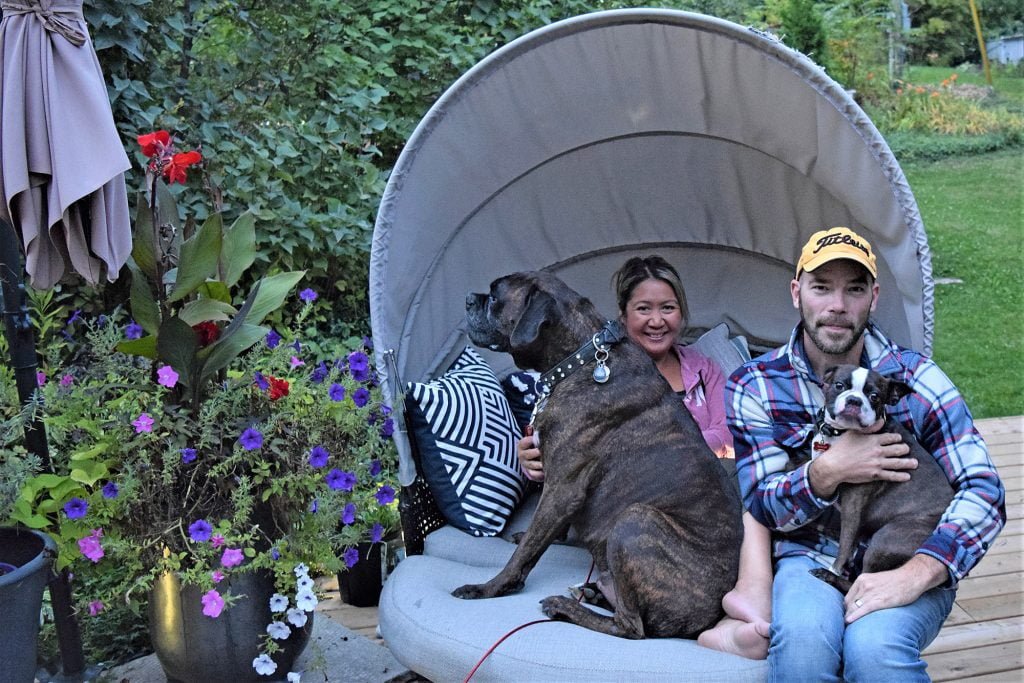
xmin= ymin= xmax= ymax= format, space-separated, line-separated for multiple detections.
xmin=510 ymin=287 xmax=557 ymax=353
xmin=883 ymin=378 xmax=914 ymax=405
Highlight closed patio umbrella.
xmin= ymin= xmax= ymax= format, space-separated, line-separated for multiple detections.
xmin=1 ymin=0 xmax=131 ymax=289
xmin=0 ymin=2 xmax=131 ymax=677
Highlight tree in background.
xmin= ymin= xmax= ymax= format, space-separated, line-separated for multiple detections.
xmin=779 ymin=0 xmax=829 ymax=61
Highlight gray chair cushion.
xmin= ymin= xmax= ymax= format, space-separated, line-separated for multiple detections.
xmin=379 ymin=552 xmax=768 ymax=682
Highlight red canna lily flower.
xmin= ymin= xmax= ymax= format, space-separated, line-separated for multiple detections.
xmin=164 ymin=151 xmax=203 ymax=185
xmin=137 ymin=130 xmax=171 ymax=158
xmin=192 ymin=321 xmax=220 ymax=347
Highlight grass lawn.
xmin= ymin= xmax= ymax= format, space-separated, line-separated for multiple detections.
xmin=902 ymin=148 xmax=1024 ymax=418
xmin=904 ymin=64 xmax=1024 ymax=107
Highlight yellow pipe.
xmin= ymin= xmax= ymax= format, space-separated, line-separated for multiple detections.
xmin=968 ymin=0 xmax=993 ymax=85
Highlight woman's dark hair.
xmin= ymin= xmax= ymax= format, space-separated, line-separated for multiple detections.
xmin=612 ymin=255 xmax=690 ymax=329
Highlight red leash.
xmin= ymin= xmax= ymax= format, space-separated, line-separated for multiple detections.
xmin=462 ymin=560 xmax=597 ymax=682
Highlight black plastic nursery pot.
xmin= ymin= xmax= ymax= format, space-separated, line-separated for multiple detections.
xmin=0 ymin=527 xmax=57 ymax=683
xmin=337 ymin=541 xmax=385 ymax=607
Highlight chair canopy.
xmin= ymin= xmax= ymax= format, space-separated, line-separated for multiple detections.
xmin=369 ymin=9 xmax=933 ymax=485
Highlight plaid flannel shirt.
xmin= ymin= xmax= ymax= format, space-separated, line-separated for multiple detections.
xmin=726 ymin=322 xmax=1005 ymax=585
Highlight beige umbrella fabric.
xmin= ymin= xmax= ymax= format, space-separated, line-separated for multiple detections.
xmin=0 ymin=0 xmax=131 ymax=288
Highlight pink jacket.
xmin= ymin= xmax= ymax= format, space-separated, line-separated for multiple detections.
xmin=674 ymin=344 xmax=733 ymax=458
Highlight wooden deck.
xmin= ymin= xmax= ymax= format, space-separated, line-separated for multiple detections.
xmin=318 ymin=415 xmax=1024 ymax=681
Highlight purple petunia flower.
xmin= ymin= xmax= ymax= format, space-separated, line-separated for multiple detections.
xmin=181 ymin=448 xmax=197 ymax=464
xmin=188 ymin=519 xmax=213 ymax=542
xmin=325 ymin=469 xmax=357 ymax=492
xmin=308 ymin=446 xmax=329 ymax=468
xmin=343 ymin=547 xmax=360 ymax=568
xmin=375 ymin=485 xmax=396 ymax=506
xmin=125 ymin=321 xmax=143 ymax=340
xmin=265 ymin=329 xmax=282 ymax=349
xmin=101 ymin=482 xmax=119 ymax=499
xmin=239 ymin=428 xmax=263 ymax=451
xmin=309 ymin=498 xmax=319 ymax=513
xmin=328 ymin=383 xmax=345 ymax=402
xmin=371 ymin=522 xmax=384 ymax=544
xmin=379 ymin=418 xmax=395 ymax=438
xmin=253 ymin=371 xmax=270 ymax=391
xmin=60 ymin=373 xmax=75 ymax=387
xmin=36 ymin=371 xmax=46 ymax=386
xmin=347 ymin=351 xmax=371 ymax=382
xmin=66 ymin=309 xmax=83 ymax=326
xmin=271 ymin=547 xmax=281 ymax=561
xmin=341 ymin=503 xmax=356 ymax=525
xmin=310 ymin=361 xmax=329 ymax=384
xmin=352 ymin=387 xmax=370 ymax=408
xmin=369 ymin=460 xmax=382 ymax=477
xmin=299 ymin=288 xmax=318 ymax=303
xmin=64 ymin=497 xmax=88 ymax=519
xmin=362 ymin=335 xmax=374 ymax=351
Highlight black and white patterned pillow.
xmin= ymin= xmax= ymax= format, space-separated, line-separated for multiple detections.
xmin=405 ymin=347 xmax=525 ymax=536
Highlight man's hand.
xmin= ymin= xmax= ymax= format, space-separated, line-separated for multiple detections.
xmin=844 ymin=554 xmax=949 ymax=623
xmin=518 ymin=433 xmax=544 ymax=482
xmin=808 ymin=430 xmax=914 ymax=498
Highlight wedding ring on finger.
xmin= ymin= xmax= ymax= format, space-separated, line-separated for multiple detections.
xmin=855 ymin=598 xmax=864 ymax=607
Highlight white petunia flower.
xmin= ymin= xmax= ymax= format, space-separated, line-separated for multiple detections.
xmin=295 ymin=590 xmax=318 ymax=612
xmin=269 ymin=593 xmax=289 ymax=613
xmin=293 ymin=563 xmax=309 ymax=578
xmin=287 ymin=673 xmax=302 ymax=682
xmin=286 ymin=607 xmax=308 ymax=627
xmin=252 ymin=654 xmax=277 ymax=676
xmin=295 ymin=575 xmax=314 ymax=592
xmin=266 ymin=620 xmax=291 ymax=640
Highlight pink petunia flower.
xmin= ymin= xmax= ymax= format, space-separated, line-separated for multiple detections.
xmin=88 ymin=601 xmax=104 ymax=616
xmin=221 ymin=547 xmax=244 ymax=568
xmin=78 ymin=529 xmax=104 ymax=563
xmin=201 ymin=589 xmax=224 ymax=618
xmin=36 ymin=371 xmax=46 ymax=386
xmin=132 ymin=413 xmax=154 ymax=433
xmin=157 ymin=365 xmax=179 ymax=388
xmin=210 ymin=534 xmax=225 ymax=549
xmin=60 ymin=374 xmax=75 ymax=387
xmin=211 ymin=570 xmax=225 ymax=583
xmin=290 ymin=356 xmax=305 ymax=369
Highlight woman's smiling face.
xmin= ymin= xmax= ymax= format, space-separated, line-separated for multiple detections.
xmin=622 ymin=278 xmax=683 ymax=362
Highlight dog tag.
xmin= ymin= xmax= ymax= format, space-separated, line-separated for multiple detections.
xmin=593 ymin=362 xmax=610 ymax=383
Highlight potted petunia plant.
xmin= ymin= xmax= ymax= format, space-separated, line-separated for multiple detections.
xmin=3 ymin=131 xmax=400 ymax=680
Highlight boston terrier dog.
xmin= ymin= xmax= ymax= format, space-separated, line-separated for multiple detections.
xmin=808 ymin=364 xmax=955 ymax=594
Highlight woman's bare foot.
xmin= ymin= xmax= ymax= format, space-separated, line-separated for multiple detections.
xmin=697 ymin=617 xmax=770 ymax=660
xmin=722 ymin=584 xmax=771 ymax=625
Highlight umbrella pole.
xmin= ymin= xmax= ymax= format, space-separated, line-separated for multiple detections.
xmin=0 ymin=217 xmax=86 ymax=679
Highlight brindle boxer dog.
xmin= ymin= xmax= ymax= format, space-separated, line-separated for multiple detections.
xmin=453 ymin=271 xmax=743 ymax=639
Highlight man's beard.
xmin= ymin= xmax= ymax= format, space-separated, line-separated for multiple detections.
xmin=800 ymin=303 xmax=869 ymax=357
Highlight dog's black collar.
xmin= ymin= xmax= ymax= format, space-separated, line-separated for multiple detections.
xmin=537 ymin=320 xmax=626 ymax=397
xmin=815 ymin=408 xmax=845 ymax=438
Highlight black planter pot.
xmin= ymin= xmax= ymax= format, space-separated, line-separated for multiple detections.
xmin=0 ymin=527 xmax=56 ymax=683
xmin=149 ymin=569 xmax=312 ymax=683
xmin=338 ymin=541 xmax=385 ymax=607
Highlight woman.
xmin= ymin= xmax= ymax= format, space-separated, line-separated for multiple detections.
xmin=518 ymin=255 xmax=772 ymax=659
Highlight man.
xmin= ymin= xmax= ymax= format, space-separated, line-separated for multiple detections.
xmin=725 ymin=227 xmax=1005 ymax=681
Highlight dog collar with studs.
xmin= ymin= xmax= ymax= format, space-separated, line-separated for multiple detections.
xmin=528 ymin=321 xmax=626 ymax=425
xmin=537 ymin=320 xmax=626 ymax=395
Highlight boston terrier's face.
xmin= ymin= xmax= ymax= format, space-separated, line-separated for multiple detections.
xmin=821 ymin=365 xmax=912 ymax=431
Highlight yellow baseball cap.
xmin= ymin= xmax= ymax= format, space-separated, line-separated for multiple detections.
xmin=796 ymin=227 xmax=877 ymax=279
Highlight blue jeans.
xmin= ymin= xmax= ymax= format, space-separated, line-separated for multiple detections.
xmin=769 ymin=555 xmax=955 ymax=683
